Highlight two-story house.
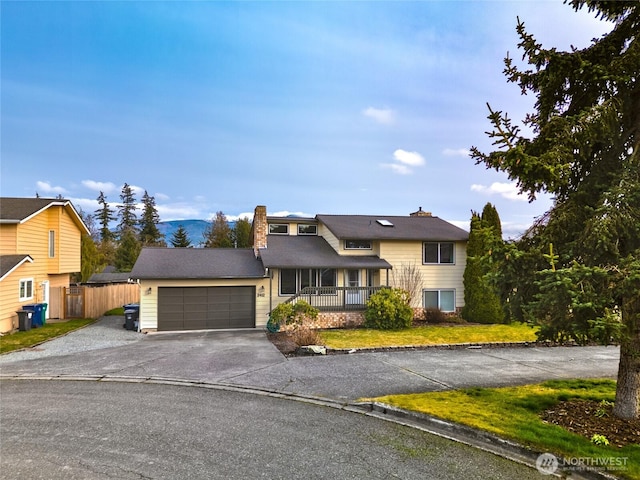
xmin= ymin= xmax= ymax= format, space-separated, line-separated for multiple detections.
xmin=131 ymin=205 xmax=468 ymax=332
xmin=0 ymin=198 xmax=89 ymax=333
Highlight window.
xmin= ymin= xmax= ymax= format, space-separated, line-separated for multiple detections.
xmin=279 ymin=268 xmax=337 ymax=295
xmin=19 ymin=279 xmax=34 ymax=301
xmin=423 ymin=242 xmax=454 ymax=264
xmin=269 ymin=224 xmax=289 ymax=234
xmin=297 ymin=224 xmax=317 ymax=235
xmin=49 ymin=230 xmax=55 ymax=258
xmin=423 ymin=289 xmax=455 ymax=312
xmin=345 ymin=239 xmax=372 ymax=250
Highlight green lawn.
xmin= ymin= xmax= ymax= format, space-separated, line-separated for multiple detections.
xmin=0 ymin=319 xmax=95 ymax=354
xmin=319 ymin=323 xmax=538 ymax=349
xmin=372 ymin=379 xmax=639 ymax=480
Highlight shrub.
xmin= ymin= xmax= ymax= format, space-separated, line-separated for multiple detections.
xmin=290 ymin=326 xmax=322 ymax=347
xmin=267 ymin=300 xmax=319 ymax=332
xmin=364 ymin=288 xmax=413 ymax=330
xmin=423 ymin=307 xmax=448 ymax=324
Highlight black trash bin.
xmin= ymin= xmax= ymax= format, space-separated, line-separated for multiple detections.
xmin=124 ymin=309 xmax=138 ymax=331
xmin=23 ymin=304 xmax=44 ymax=328
xmin=17 ymin=310 xmax=32 ymax=331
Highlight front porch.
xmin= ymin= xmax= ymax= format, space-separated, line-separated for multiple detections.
xmin=283 ymin=286 xmax=384 ymax=311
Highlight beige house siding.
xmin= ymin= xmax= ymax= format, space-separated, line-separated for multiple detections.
xmin=138 ymin=278 xmax=270 ymax=331
xmin=379 ymin=240 xmax=467 ymax=309
xmin=56 ymin=208 xmax=82 ymax=273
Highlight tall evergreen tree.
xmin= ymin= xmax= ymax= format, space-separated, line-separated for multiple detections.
xmin=462 ymin=210 xmax=504 ymax=324
xmin=170 ymin=225 xmax=192 ymax=248
xmin=471 ymin=1 xmax=640 ymax=419
xmin=232 ymin=217 xmax=252 ymax=248
xmin=117 ymin=183 xmax=138 ymax=236
xmin=203 ymin=211 xmax=233 ymax=248
xmin=480 ymin=203 xmax=502 ymax=239
xmin=94 ymin=191 xmax=116 ymax=242
xmin=114 ymin=228 xmax=142 ymax=272
xmin=139 ymin=190 xmax=165 ymax=246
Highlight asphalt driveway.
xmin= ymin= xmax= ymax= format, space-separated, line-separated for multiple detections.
xmin=0 ymin=315 xmax=620 ymax=401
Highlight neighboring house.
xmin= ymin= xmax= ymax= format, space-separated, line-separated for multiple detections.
xmin=86 ymin=266 xmax=134 ymax=285
xmin=0 ymin=197 xmax=89 ymax=333
xmin=131 ymin=205 xmax=468 ymax=332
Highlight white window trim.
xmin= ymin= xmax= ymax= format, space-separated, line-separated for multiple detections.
xmin=19 ymin=278 xmax=34 ymax=301
xmin=423 ymin=242 xmax=455 ymax=265
xmin=269 ymin=224 xmax=289 ymax=235
xmin=423 ymin=289 xmax=456 ymax=312
xmin=344 ymin=239 xmax=372 ymax=250
xmin=297 ymin=224 xmax=317 ymax=235
xmin=49 ymin=230 xmax=56 ymax=258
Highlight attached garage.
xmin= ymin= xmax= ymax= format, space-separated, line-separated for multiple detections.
xmin=158 ymin=286 xmax=255 ymax=331
xmin=131 ymin=248 xmax=269 ymax=332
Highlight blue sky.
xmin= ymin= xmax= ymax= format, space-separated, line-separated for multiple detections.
xmin=1 ymin=1 xmax=612 ymax=238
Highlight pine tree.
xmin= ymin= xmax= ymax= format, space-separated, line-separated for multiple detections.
xmin=94 ymin=191 xmax=116 ymax=242
xmin=117 ymin=183 xmax=138 ymax=237
xmin=232 ymin=217 xmax=252 ymax=248
xmin=139 ymin=190 xmax=165 ymax=246
xmin=471 ymin=1 xmax=640 ymax=419
xmin=462 ymin=210 xmax=504 ymax=324
xmin=170 ymin=225 xmax=192 ymax=248
xmin=114 ymin=228 xmax=142 ymax=272
xmin=203 ymin=211 xmax=233 ymax=248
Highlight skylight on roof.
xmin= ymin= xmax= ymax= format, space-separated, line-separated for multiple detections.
xmin=376 ymin=219 xmax=394 ymax=227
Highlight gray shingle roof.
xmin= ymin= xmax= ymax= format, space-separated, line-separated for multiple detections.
xmin=130 ymin=248 xmax=266 ymax=279
xmin=0 ymin=254 xmax=33 ymax=280
xmin=259 ymin=235 xmax=392 ymax=269
xmin=0 ymin=197 xmax=68 ymax=222
xmin=316 ymin=214 xmax=468 ymax=241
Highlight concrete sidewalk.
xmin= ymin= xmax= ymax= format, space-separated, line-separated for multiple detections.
xmin=0 ymin=318 xmax=619 ymax=402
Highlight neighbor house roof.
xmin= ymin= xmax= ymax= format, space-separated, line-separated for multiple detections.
xmin=259 ymin=235 xmax=392 ymax=269
xmin=316 ymin=214 xmax=468 ymax=241
xmin=131 ymin=248 xmax=266 ymax=279
xmin=86 ymin=272 xmax=134 ymax=284
xmin=0 ymin=197 xmax=90 ymax=234
xmin=0 ymin=255 xmax=34 ymax=281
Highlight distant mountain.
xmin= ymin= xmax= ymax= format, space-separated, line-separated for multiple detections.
xmin=157 ymin=219 xmax=237 ymax=247
xmin=157 ymin=220 xmax=210 ymax=247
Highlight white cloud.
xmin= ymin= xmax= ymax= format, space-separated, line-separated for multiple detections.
xmin=471 ymin=182 xmax=528 ymax=202
xmin=82 ymin=180 xmax=117 ymax=193
xmin=363 ymin=106 xmax=395 ymax=125
xmin=393 ymin=149 xmax=425 ymax=166
xmin=155 ymin=192 xmax=170 ymax=201
xmin=36 ymin=181 xmax=67 ymax=195
xmin=381 ymin=163 xmax=412 ymax=175
xmin=269 ymin=210 xmax=313 ymax=218
xmin=442 ymin=148 xmax=470 ymax=157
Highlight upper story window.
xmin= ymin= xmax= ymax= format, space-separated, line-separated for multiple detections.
xmin=49 ymin=230 xmax=56 ymax=258
xmin=297 ymin=224 xmax=317 ymax=235
xmin=345 ymin=239 xmax=372 ymax=250
xmin=19 ymin=279 xmax=34 ymax=301
xmin=269 ymin=224 xmax=289 ymax=235
xmin=423 ymin=242 xmax=454 ymax=264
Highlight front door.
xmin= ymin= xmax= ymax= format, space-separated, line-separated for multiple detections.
xmin=345 ymin=270 xmax=362 ymax=305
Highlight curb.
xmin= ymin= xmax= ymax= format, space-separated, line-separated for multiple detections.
xmin=0 ymin=374 xmax=622 ymax=480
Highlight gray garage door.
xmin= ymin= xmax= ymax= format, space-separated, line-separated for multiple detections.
xmin=158 ymin=286 xmax=255 ymax=331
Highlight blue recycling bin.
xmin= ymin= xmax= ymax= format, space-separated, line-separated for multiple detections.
xmin=23 ymin=304 xmax=45 ymax=328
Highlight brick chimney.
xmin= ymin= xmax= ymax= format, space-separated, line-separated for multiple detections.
xmin=252 ymin=205 xmax=268 ymax=257
xmin=410 ymin=206 xmax=432 ymax=217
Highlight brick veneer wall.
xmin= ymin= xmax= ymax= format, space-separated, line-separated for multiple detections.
xmin=279 ymin=311 xmax=365 ymax=331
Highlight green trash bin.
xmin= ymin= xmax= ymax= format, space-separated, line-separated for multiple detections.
xmin=42 ymin=303 xmax=48 ymax=325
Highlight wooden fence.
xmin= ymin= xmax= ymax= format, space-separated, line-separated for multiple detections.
xmin=52 ymin=284 xmax=140 ymax=319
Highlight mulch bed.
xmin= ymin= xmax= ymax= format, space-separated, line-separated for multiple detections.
xmin=541 ymin=399 xmax=640 ymax=448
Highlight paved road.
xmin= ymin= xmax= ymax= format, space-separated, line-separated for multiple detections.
xmin=1 ymin=379 xmax=552 ymax=480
